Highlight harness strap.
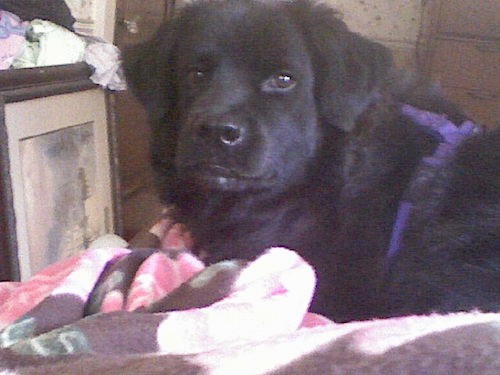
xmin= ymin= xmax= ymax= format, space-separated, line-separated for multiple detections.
xmin=386 ymin=105 xmax=481 ymax=262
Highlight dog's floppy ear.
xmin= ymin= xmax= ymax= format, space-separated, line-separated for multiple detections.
xmin=287 ymin=0 xmax=393 ymax=132
xmin=122 ymin=20 xmax=178 ymax=120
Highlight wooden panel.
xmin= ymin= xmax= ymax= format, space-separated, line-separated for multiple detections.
xmin=431 ymin=38 xmax=500 ymax=93
xmin=0 ymin=63 xmax=94 ymax=103
xmin=443 ymin=86 xmax=500 ymax=129
xmin=115 ymin=0 xmax=169 ymax=46
xmin=112 ymin=0 xmax=175 ymax=239
xmin=113 ymin=91 xmax=152 ymax=192
xmin=0 ymin=98 xmax=15 ymax=281
xmin=438 ymin=0 xmax=500 ymax=40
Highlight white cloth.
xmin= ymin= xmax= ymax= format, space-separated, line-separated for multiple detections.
xmin=85 ymin=41 xmax=127 ymax=91
xmin=13 ymin=19 xmax=86 ymax=68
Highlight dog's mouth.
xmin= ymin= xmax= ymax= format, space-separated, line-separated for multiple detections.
xmin=178 ymin=163 xmax=275 ymax=190
xmin=203 ymin=165 xmax=249 ymax=179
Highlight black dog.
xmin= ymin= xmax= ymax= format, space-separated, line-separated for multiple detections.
xmin=124 ymin=0 xmax=499 ymax=321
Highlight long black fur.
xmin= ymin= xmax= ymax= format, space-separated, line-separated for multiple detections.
xmin=124 ymin=0 xmax=499 ymax=321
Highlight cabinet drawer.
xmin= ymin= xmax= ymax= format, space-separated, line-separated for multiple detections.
xmin=438 ymin=0 xmax=500 ymax=39
xmin=431 ymin=38 xmax=500 ymax=93
xmin=443 ymin=87 xmax=499 ymax=129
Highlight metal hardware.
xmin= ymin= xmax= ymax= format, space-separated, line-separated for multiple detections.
xmin=122 ymin=16 xmax=141 ymax=34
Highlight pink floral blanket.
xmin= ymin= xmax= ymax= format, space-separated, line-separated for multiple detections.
xmin=0 ymin=221 xmax=498 ymax=374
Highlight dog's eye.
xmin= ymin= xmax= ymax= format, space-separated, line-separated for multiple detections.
xmin=187 ymin=68 xmax=209 ymax=84
xmin=262 ymin=72 xmax=296 ymax=92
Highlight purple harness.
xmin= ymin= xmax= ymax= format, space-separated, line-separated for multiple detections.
xmin=386 ymin=105 xmax=481 ymax=263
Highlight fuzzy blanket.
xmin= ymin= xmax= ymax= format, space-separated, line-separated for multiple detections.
xmin=0 ymin=222 xmax=498 ymax=374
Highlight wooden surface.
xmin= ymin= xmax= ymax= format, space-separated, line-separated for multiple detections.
xmin=0 ymin=97 xmax=17 ymax=281
xmin=421 ymin=0 xmax=499 ymax=128
xmin=437 ymin=0 xmax=499 ymax=40
xmin=112 ymin=0 xmax=174 ymax=240
xmin=0 ymin=63 xmax=95 ymax=103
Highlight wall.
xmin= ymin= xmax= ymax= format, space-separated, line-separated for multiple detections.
xmin=323 ymin=0 xmax=423 ymax=70
xmin=65 ymin=0 xmax=116 ymax=42
xmin=94 ymin=0 xmax=117 ymax=42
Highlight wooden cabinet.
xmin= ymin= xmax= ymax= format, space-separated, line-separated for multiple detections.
xmin=422 ymin=0 xmax=499 ymax=128
xmin=437 ymin=0 xmax=499 ymax=39
xmin=112 ymin=0 xmax=176 ymax=240
xmin=0 ymin=64 xmax=117 ymax=280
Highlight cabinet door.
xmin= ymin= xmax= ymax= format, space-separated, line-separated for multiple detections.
xmin=431 ymin=39 xmax=500 ymax=93
xmin=438 ymin=0 xmax=500 ymax=39
xmin=112 ymin=0 xmax=174 ymax=239
xmin=444 ymin=87 xmax=499 ymax=129
xmin=3 ymin=89 xmax=114 ymax=280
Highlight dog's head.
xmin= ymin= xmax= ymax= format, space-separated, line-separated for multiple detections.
xmin=124 ymin=0 xmax=392 ymax=201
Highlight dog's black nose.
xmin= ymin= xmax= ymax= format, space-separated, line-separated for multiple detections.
xmin=196 ymin=122 xmax=244 ymax=146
